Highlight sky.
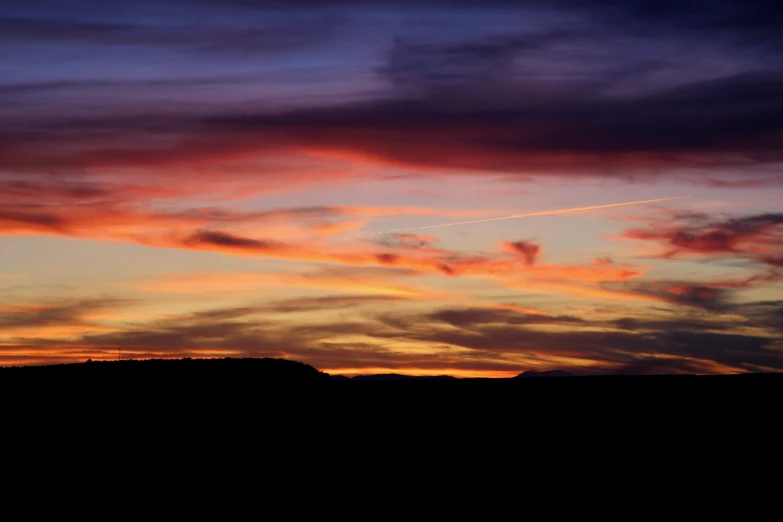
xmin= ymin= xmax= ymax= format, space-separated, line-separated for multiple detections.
xmin=1 ymin=0 xmax=782 ymax=375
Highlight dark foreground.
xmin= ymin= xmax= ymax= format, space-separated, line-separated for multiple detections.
xmin=4 ymin=358 xmax=781 ymax=463
xmin=3 ymin=358 xmax=779 ymax=414
xmin=5 ymin=358 xmax=775 ymax=480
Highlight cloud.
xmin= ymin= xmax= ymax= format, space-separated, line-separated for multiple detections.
xmin=622 ymin=211 xmax=783 ymax=267
xmin=4 ymin=289 xmax=781 ymax=374
xmin=374 ymin=233 xmax=438 ymax=249
xmin=424 ymin=308 xmax=584 ymax=330
xmin=7 ymin=186 xmax=646 ymax=283
xmin=696 ymin=178 xmax=772 ymax=189
xmin=266 ymin=294 xmax=411 ymax=312
xmin=733 ymin=300 xmax=783 ymax=333
xmin=504 ymin=241 xmax=540 ymax=266
xmin=707 ymin=270 xmax=783 ymax=289
xmin=0 ymin=188 xmax=489 ymax=251
xmin=0 ymin=178 xmax=121 ymax=202
xmin=601 ymin=281 xmax=729 ymax=310
xmin=373 ymin=306 xmax=783 ymax=374
xmin=0 ymin=298 xmax=127 ymax=329
xmin=128 ymin=268 xmax=451 ymax=299
xmin=614 ymin=316 xmax=731 ymax=333
xmin=2 ymin=1 xmax=782 ymax=181
xmin=167 ymin=229 xmax=470 ymax=274
xmin=308 ymin=220 xmax=365 ymax=237
xmin=9 ymin=71 xmax=780 ymax=178
xmin=0 ymin=209 xmax=69 ymax=234
xmin=0 ymin=298 xmax=131 ymax=340
xmin=0 ymin=9 xmax=346 ymax=55
xmin=6 ymin=193 xmax=757 ymax=314
xmin=488 ymin=250 xmax=770 ymax=310
xmin=183 ymin=230 xmax=285 ymax=250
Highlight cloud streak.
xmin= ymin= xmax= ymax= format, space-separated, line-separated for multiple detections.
xmin=3 ymin=295 xmax=780 ymax=374
xmin=3 ymin=2 xmax=783 ymax=181
xmin=391 ymin=197 xmax=690 ymax=231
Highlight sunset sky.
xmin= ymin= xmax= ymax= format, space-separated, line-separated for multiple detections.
xmin=2 ymin=0 xmax=782 ymax=375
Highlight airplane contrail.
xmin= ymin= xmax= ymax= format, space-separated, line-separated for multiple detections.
xmin=388 ymin=196 xmax=690 ymax=232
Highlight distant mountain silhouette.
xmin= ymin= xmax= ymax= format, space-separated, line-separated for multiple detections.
xmin=335 ymin=371 xmax=580 ymax=380
xmin=341 ymin=373 xmax=457 ymax=381
xmin=515 ymin=370 xmax=576 ymax=378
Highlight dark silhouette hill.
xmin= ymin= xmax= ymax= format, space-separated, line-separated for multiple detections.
xmin=2 ymin=357 xmax=780 ymax=423
xmin=334 ymin=370 xmax=576 ymax=380
xmin=515 ymin=370 xmax=575 ymax=378
xmin=1 ymin=357 xmax=778 ymax=457
xmin=3 ymin=359 xmax=777 ymax=461
xmin=0 ymin=357 xmax=330 ymax=388
xmin=342 ymin=373 xmax=457 ymax=381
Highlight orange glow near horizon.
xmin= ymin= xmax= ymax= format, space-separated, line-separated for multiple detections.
xmin=322 ymin=366 xmax=523 ymax=379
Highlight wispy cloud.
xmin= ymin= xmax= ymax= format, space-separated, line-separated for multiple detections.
xmin=4 ymin=294 xmax=780 ymax=374
xmin=622 ymin=211 xmax=783 ymax=268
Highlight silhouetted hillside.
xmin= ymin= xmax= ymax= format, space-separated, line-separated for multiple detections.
xmin=515 ymin=370 xmax=576 ymax=378
xmin=2 ymin=357 xmax=780 ymax=419
xmin=0 ymin=357 xmax=330 ymax=387
xmin=343 ymin=373 xmax=457 ymax=381
xmin=333 ymin=371 xmax=579 ymax=380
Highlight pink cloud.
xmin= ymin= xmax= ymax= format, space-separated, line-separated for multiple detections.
xmin=621 ymin=211 xmax=783 ymax=268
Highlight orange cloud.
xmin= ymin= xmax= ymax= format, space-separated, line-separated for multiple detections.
xmin=308 ymin=220 xmax=366 ymax=237
xmin=525 ymin=258 xmax=641 ymax=283
xmin=620 ymin=211 xmax=783 ymax=269
xmin=3 ymin=188 xmax=751 ymax=315
xmin=503 ymin=240 xmax=540 ymax=266
xmin=128 ymin=270 xmax=459 ymax=300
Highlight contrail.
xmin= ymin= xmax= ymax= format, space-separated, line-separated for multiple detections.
xmin=388 ymin=196 xmax=690 ymax=232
